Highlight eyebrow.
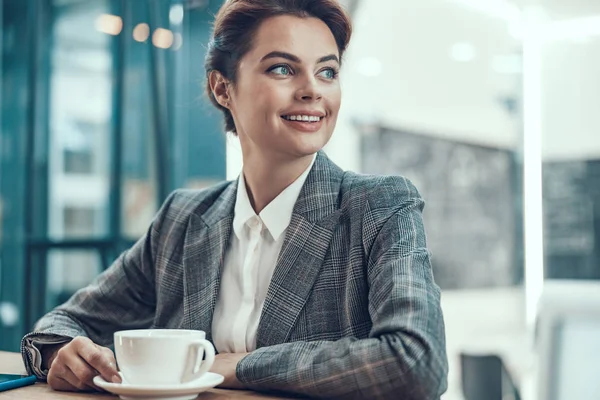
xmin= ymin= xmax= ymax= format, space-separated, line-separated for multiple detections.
xmin=260 ymin=51 xmax=339 ymax=65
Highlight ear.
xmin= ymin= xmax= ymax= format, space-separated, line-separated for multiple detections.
xmin=208 ymin=70 xmax=231 ymax=109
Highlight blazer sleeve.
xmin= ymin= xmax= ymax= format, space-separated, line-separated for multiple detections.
xmin=20 ymin=191 xmax=179 ymax=376
xmin=235 ymin=180 xmax=448 ymax=400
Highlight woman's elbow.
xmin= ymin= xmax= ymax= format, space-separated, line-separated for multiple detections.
xmin=384 ymin=334 xmax=448 ymax=400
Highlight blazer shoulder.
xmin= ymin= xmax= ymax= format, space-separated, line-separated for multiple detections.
xmin=159 ymin=181 xmax=233 ymax=222
xmin=339 ymin=171 xmax=424 ymax=214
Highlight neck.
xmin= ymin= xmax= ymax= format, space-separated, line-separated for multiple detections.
xmin=242 ymin=151 xmax=315 ymax=215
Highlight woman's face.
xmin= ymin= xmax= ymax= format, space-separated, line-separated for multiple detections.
xmin=228 ymin=15 xmax=342 ymax=162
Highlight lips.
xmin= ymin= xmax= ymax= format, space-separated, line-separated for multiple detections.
xmin=280 ymin=115 xmax=324 ymax=133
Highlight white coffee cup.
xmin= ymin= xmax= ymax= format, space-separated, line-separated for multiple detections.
xmin=114 ymin=329 xmax=215 ymax=386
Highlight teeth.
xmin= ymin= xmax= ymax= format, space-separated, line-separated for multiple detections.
xmin=284 ymin=115 xmax=322 ymax=122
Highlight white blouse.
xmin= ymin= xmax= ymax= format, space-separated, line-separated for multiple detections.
xmin=211 ymin=155 xmax=316 ymax=353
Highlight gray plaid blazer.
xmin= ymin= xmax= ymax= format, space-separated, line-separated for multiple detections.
xmin=23 ymin=151 xmax=448 ymax=399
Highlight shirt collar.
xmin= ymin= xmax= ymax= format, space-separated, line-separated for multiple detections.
xmin=232 ymin=154 xmax=317 ymax=241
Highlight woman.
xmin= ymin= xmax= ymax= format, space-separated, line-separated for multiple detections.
xmin=22 ymin=1 xmax=448 ymax=399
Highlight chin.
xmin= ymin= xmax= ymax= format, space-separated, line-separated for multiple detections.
xmin=292 ymin=134 xmax=330 ymax=155
xmin=270 ymin=123 xmax=333 ymax=158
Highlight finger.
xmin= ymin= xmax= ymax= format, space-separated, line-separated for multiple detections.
xmin=47 ymin=348 xmax=79 ymax=392
xmin=100 ymin=346 xmax=119 ymax=371
xmin=69 ymin=337 xmax=118 ymax=384
xmin=97 ymin=345 xmax=121 ymax=384
xmin=67 ymin=353 xmax=104 ymax=391
xmin=77 ymin=341 xmax=120 ymax=384
xmin=61 ymin=368 xmax=99 ymax=392
xmin=49 ymin=362 xmax=93 ymax=392
xmin=63 ymin=365 xmax=97 ymax=392
xmin=48 ymin=374 xmax=79 ymax=392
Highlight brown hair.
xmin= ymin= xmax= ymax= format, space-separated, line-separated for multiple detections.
xmin=204 ymin=0 xmax=353 ymax=133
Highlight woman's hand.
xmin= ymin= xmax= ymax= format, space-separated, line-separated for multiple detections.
xmin=46 ymin=336 xmax=121 ymax=392
xmin=211 ymin=352 xmax=249 ymax=389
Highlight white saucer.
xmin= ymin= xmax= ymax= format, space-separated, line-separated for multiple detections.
xmin=93 ymin=372 xmax=224 ymax=400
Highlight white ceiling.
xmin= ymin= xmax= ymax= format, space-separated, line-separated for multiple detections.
xmin=342 ymin=0 xmax=523 ymax=148
xmin=515 ymin=0 xmax=600 ymax=20
xmin=337 ymin=0 xmax=600 ymax=160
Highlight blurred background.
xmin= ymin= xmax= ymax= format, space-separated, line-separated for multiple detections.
xmin=1 ymin=0 xmax=599 ymax=399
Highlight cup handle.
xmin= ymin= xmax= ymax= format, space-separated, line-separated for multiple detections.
xmin=181 ymin=339 xmax=215 ymax=383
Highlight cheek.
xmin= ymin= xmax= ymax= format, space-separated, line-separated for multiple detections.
xmin=326 ymin=86 xmax=342 ymax=112
xmin=241 ymin=83 xmax=283 ymax=118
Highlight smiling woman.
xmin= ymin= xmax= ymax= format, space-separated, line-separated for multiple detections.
xmin=21 ymin=1 xmax=448 ymax=399
xmin=208 ymin=15 xmax=341 ymax=170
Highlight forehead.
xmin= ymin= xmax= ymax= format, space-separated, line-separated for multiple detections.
xmin=248 ymin=15 xmax=339 ymax=62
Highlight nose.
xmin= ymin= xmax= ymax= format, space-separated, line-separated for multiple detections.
xmin=294 ymin=74 xmax=322 ymax=102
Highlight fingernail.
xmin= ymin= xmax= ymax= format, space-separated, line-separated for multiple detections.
xmin=111 ymin=374 xmax=122 ymax=384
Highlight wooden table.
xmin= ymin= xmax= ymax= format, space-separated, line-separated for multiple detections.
xmin=0 ymin=351 xmax=287 ymax=399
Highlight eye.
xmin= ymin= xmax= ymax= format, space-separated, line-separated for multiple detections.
xmin=268 ymin=65 xmax=293 ymax=76
xmin=318 ymin=67 xmax=338 ymax=80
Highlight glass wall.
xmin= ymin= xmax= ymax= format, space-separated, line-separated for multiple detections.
xmin=47 ymin=0 xmax=113 ymax=307
xmin=541 ymin=31 xmax=600 ymax=280
xmin=1 ymin=0 xmax=36 ymax=352
xmin=0 ymin=0 xmax=227 ymax=351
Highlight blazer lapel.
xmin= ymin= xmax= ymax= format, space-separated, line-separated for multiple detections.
xmin=256 ymin=151 xmax=344 ymax=348
xmin=182 ymin=181 xmax=237 ymax=342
